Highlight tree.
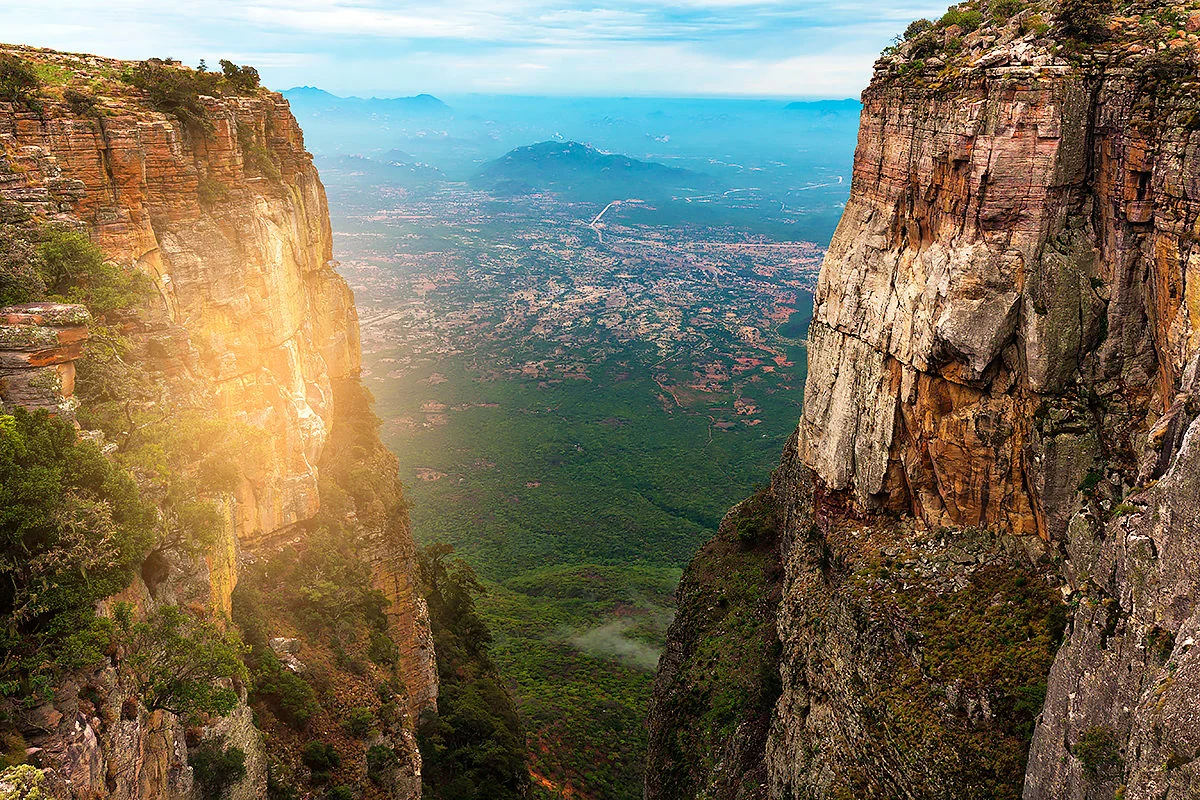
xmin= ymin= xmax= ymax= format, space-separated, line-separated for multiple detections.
xmin=190 ymin=737 xmax=247 ymax=797
xmin=117 ymin=604 xmax=248 ymax=721
xmin=1056 ymin=0 xmax=1114 ymax=42
xmin=35 ymin=228 xmax=149 ymax=317
xmin=219 ymin=60 xmax=260 ymax=93
xmin=416 ymin=544 xmax=528 ymax=800
xmin=0 ymin=408 xmax=155 ymax=694
xmin=0 ymin=56 xmax=40 ymax=109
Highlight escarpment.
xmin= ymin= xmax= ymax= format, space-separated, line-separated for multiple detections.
xmin=0 ymin=46 xmax=433 ymax=800
xmin=649 ymin=3 xmax=1200 ymax=799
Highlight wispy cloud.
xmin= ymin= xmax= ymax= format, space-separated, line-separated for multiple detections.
xmin=0 ymin=0 xmax=954 ymax=97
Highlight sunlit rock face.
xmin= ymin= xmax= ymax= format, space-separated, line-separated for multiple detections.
xmin=2 ymin=86 xmax=358 ymax=544
xmin=1 ymin=47 xmax=433 ymax=800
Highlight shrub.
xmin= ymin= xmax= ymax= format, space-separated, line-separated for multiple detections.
xmin=63 ymin=86 xmax=96 ymax=115
xmin=366 ymin=745 xmax=398 ymax=785
xmin=190 ymin=738 xmax=247 ymax=797
xmin=1021 ymin=13 xmax=1051 ymax=36
xmin=0 ymin=765 xmax=49 ymax=798
xmin=0 ymin=220 xmax=43 ymax=306
xmin=117 ymin=604 xmax=248 ymax=721
xmin=343 ymin=706 xmax=375 ymax=738
xmin=368 ymin=630 xmax=399 ymax=666
xmin=121 ymin=58 xmax=262 ymax=129
xmin=0 ymin=56 xmax=40 ymax=110
xmin=122 ymin=59 xmax=218 ymax=129
xmin=731 ymin=488 xmax=779 ymax=548
xmin=990 ymin=0 xmax=1024 ymax=21
xmin=36 ymin=227 xmax=150 ymax=316
xmin=1056 ymin=0 xmax=1114 ymax=42
xmin=220 ymin=60 xmax=260 ymax=93
xmin=236 ymin=122 xmax=281 ymax=181
xmin=197 ymin=177 xmax=229 ymax=206
xmin=251 ymin=653 xmax=321 ymax=729
xmin=266 ymin=761 xmax=299 ymax=800
xmin=289 ymin=526 xmax=390 ymax=641
xmin=417 ymin=543 xmax=528 ymax=800
xmin=1074 ymin=725 xmax=1122 ymax=778
xmin=941 ymin=7 xmax=985 ymax=32
xmin=302 ymin=741 xmax=340 ymax=783
xmin=904 ymin=19 xmax=934 ymax=40
xmin=327 ymin=787 xmax=354 ymax=800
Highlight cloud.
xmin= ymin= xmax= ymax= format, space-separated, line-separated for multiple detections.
xmin=0 ymin=0 xmax=954 ymax=96
xmin=570 ymin=618 xmax=664 ymax=672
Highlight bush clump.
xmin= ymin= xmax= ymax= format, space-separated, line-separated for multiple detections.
xmin=904 ymin=19 xmax=935 ymax=40
xmin=0 ymin=55 xmax=41 ymax=110
xmin=416 ymin=543 xmax=528 ymax=800
xmin=366 ymin=745 xmax=398 ymax=785
xmin=1073 ymin=725 xmax=1122 ymax=778
xmin=302 ymin=741 xmax=340 ymax=783
xmin=0 ymin=224 xmax=149 ymax=316
xmin=36 ymin=228 xmax=150 ymax=316
xmin=942 ymin=6 xmax=985 ymax=32
xmin=250 ymin=652 xmax=321 ymax=729
xmin=190 ymin=738 xmax=248 ymax=798
xmin=121 ymin=57 xmax=261 ymax=129
xmin=989 ymin=0 xmax=1024 ymax=21
xmin=342 ymin=706 xmax=375 ymax=738
xmin=117 ymin=603 xmax=248 ymax=721
xmin=1056 ymin=0 xmax=1115 ymax=42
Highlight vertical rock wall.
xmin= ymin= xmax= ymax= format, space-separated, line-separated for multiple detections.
xmin=0 ymin=46 xmax=434 ymax=800
xmin=651 ymin=5 xmax=1200 ymax=799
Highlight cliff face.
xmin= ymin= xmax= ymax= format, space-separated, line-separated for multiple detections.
xmin=0 ymin=46 xmax=434 ymax=799
xmin=1 ymin=57 xmax=356 ymax=545
xmin=650 ymin=3 xmax=1200 ymax=798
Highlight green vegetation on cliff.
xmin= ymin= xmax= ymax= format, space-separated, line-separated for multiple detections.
xmin=232 ymin=378 xmax=428 ymax=798
xmin=644 ymin=488 xmax=784 ymax=800
xmin=0 ymin=214 xmax=149 ymax=314
xmin=417 ymin=544 xmax=529 ymax=800
xmin=0 ymin=216 xmax=249 ymax=766
xmin=0 ymin=408 xmax=154 ymax=697
xmin=836 ymin=536 xmax=1068 ymax=799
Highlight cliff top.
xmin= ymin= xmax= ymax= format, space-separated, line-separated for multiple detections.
xmin=0 ymin=43 xmax=274 ymax=122
xmin=877 ymin=0 xmax=1200 ymax=89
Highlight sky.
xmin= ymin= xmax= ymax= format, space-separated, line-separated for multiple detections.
xmin=0 ymin=0 xmax=954 ymax=99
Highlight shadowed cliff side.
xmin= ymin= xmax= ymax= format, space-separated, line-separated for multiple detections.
xmin=650 ymin=1 xmax=1200 ymax=798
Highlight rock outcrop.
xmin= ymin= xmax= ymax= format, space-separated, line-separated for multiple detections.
xmin=650 ymin=2 xmax=1200 ymax=798
xmin=0 ymin=45 xmax=434 ymax=800
xmin=0 ymin=302 xmax=90 ymax=416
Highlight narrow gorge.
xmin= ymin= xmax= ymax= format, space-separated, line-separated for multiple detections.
xmin=649 ymin=2 xmax=1200 ymax=799
xmin=6 ymin=2 xmax=1200 ymax=799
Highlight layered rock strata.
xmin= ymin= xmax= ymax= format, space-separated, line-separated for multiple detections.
xmin=0 ymin=302 xmax=90 ymax=415
xmin=0 ymin=45 xmax=434 ymax=800
xmin=651 ymin=3 xmax=1200 ymax=798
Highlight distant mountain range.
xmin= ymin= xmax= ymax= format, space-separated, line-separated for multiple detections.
xmin=473 ymin=140 xmax=716 ymax=201
xmin=284 ymin=86 xmax=451 ymax=115
xmin=784 ymin=98 xmax=860 ymax=113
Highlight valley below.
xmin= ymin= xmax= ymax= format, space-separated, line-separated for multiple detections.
xmin=318 ymin=140 xmax=837 ymax=796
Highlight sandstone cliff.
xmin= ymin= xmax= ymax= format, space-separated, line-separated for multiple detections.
xmin=0 ymin=45 xmax=434 ymax=800
xmin=649 ymin=2 xmax=1200 ymax=798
